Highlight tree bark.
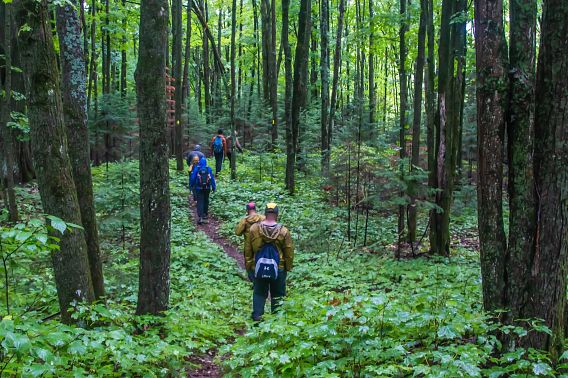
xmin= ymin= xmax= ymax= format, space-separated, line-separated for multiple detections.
xmin=173 ymin=0 xmax=184 ymax=170
xmin=15 ymin=0 xmax=95 ymax=322
xmin=505 ymin=0 xmax=537 ymax=327
xmin=56 ymin=0 xmax=105 ymax=299
xmin=1 ymin=2 xmax=19 ymax=222
xmin=397 ymin=0 xmax=408 ymax=256
xmin=474 ymin=0 xmax=508 ymax=310
xmin=524 ymin=0 xmax=568 ymax=356
xmin=282 ymin=0 xmax=293 ymax=189
xmin=327 ymin=0 xmax=345 ymax=172
xmin=408 ymin=0 xmax=427 ymax=244
xmin=320 ymin=0 xmax=330 ymax=177
xmin=135 ymin=0 xmax=171 ymax=315
xmin=230 ymin=0 xmax=237 ymax=179
xmin=287 ymin=0 xmax=311 ymax=194
xmin=368 ymin=0 xmax=376 ymax=142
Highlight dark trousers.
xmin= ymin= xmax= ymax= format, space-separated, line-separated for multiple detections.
xmin=195 ymin=189 xmax=210 ymax=219
xmin=252 ymin=270 xmax=287 ymax=320
xmin=214 ymin=152 xmax=224 ymax=174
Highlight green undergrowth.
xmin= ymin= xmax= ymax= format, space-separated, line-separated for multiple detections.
xmin=0 ymin=161 xmax=248 ymax=376
xmin=209 ymin=152 xmax=562 ymax=377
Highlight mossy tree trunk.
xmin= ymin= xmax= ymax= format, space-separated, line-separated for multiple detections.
xmin=55 ymin=0 xmax=105 ymax=300
xmin=15 ymin=0 xmax=95 ymax=322
xmin=524 ymin=0 xmax=568 ymax=356
xmin=135 ymin=0 xmax=171 ymax=315
xmin=0 ymin=2 xmax=19 ymax=222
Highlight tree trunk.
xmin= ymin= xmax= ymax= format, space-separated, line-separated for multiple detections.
xmin=430 ymin=0 xmax=457 ymax=256
xmin=56 ymin=0 xmax=105 ymax=299
xmin=135 ymin=0 xmax=171 ymax=315
xmin=397 ymin=0 xmax=408 ymax=256
xmin=269 ymin=0 xmax=277 ymax=145
xmin=368 ymin=0 xmax=376 ymax=142
xmin=474 ymin=0 xmax=508 ymax=310
xmin=408 ymin=0 xmax=427 ymax=244
xmin=523 ymin=0 xmax=568 ymax=356
xmin=230 ymin=0 xmax=237 ymax=179
xmin=327 ymin=0 xmax=345 ymax=173
xmin=182 ymin=1 xmax=192 ymax=121
xmin=282 ymin=0 xmax=293 ymax=189
xmin=121 ymin=0 xmax=127 ymax=97
xmin=173 ymin=0 xmax=184 ymax=170
xmin=425 ymin=0 xmax=436 ymax=247
xmin=1 ymin=3 xmax=19 ymax=222
xmin=201 ymin=0 xmax=210 ymax=123
xmin=260 ymin=0 xmax=271 ymax=104
xmin=15 ymin=0 xmax=95 ymax=322
xmin=505 ymin=0 xmax=537 ymax=327
xmin=287 ymin=0 xmax=311 ymax=194
xmin=320 ymin=0 xmax=330 ymax=177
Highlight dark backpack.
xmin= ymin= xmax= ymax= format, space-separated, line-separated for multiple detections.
xmin=197 ymin=167 xmax=211 ymax=190
xmin=213 ymin=136 xmax=224 ymax=154
xmin=254 ymin=242 xmax=280 ymax=280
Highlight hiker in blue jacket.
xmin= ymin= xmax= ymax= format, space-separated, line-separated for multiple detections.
xmin=190 ymin=157 xmax=216 ymax=224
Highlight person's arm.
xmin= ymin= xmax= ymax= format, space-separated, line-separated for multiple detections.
xmin=244 ymin=227 xmax=255 ymax=271
xmin=283 ymin=229 xmax=294 ymax=272
xmin=210 ymin=168 xmax=216 ymax=191
xmin=235 ymin=136 xmax=243 ymax=152
xmin=189 ymin=169 xmax=196 ymax=188
xmin=235 ymin=218 xmax=246 ymax=236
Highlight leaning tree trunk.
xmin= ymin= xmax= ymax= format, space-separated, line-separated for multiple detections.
xmin=524 ymin=0 xmax=568 ymax=356
xmin=1 ymin=2 xmax=19 ymax=222
xmin=474 ymin=0 xmax=508 ymax=311
xmin=55 ymin=0 xmax=105 ymax=299
xmin=135 ymin=0 xmax=171 ymax=315
xmin=15 ymin=0 xmax=95 ymax=322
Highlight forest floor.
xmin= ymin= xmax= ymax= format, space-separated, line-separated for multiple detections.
xmin=2 ymin=153 xmax=560 ymax=377
xmin=186 ymin=198 xmax=246 ymax=378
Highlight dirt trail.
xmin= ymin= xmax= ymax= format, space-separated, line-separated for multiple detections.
xmin=188 ymin=196 xmax=246 ymax=270
xmin=187 ymin=196 xmax=245 ymax=378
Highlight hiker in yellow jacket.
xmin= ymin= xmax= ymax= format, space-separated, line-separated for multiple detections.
xmin=245 ymin=203 xmax=294 ymax=321
xmin=234 ymin=202 xmax=265 ymax=251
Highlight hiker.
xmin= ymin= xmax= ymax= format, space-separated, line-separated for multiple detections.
xmin=210 ymin=129 xmax=228 ymax=175
xmin=186 ymin=145 xmax=205 ymax=199
xmin=235 ymin=202 xmax=265 ymax=253
xmin=226 ymin=130 xmax=243 ymax=163
xmin=245 ymin=203 xmax=294 ymax=321
xmin=186 ymin=144 xmax=205 ymax=167
xmin=190 ymin=157 xmax=216 ymax=224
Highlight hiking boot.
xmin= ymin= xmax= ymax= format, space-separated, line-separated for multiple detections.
xmin=197 ymin=217 xmax=203 ymax=225
xmin=202 ymin=218 xmax=209 ymax=224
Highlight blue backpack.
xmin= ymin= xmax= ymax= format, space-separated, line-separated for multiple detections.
xmin=213 ymin=136 xmax=224 ymax=154
xmin=197 ymin=167 xmax=211 ymax=190
xmin=255 ymin=243 xmax=280 ymax=280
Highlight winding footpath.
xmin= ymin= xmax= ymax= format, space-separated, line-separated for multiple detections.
xmin=187 ymin=197 xmax=245 ymax=378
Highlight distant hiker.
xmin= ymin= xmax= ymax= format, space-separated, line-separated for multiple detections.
xmin=210 ymin=129 xmax=228 ymax=175
xmin=245 ymin=203 xmax=294 ymax=321
xmin=186 ymin=144 xmax=205 ymax=167
xmin=186 ymin=145 xmax=205 ymax=199
xmin=226 ymin=130 xmax=243 ymax=163
xmin=190 ymin=157 xmax=216 ymax=224
xmin=235 ymin=202 xmax=265 ymax=253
